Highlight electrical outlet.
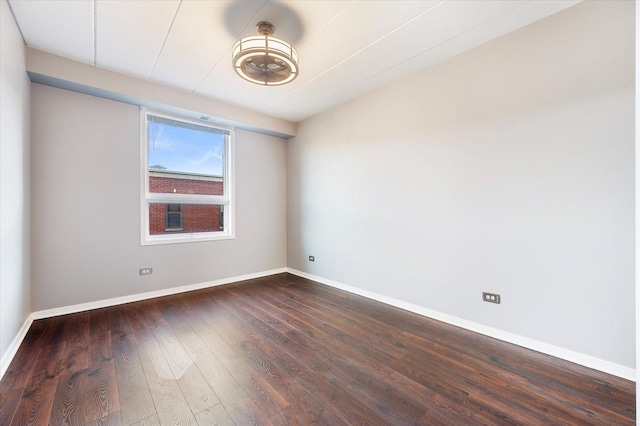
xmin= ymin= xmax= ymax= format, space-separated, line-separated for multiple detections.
xmin=482 ymin=292 xmax=500 ymax=304
xmin=308 ymin=255 xmax=315 ymax=262
xmin=139 ymin=268 xmax=153 ymax=275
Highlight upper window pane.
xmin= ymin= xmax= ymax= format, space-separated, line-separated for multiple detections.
xmin=148 ymin=114 xmax=227 ymax=195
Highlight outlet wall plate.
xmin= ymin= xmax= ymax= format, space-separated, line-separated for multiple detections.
xmin=139 ymin=268 xmax=153 ymax=275
xmin=482 ymin=292 xmax=500 ymax=304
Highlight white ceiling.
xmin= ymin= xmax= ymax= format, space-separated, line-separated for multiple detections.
xmin=8 ymin=0 xmax=580 ymax=123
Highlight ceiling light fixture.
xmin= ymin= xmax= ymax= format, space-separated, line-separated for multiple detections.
xmin=232 ymin=21 xmax=299 ymax=86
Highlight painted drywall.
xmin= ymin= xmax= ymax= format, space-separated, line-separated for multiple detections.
xmin=31 ymin=84 xmax=287 ymax=311
xmin=636 ymin=0 xmax=640 ymax=411
xmin=0 ymin=0 xmax=31 ymax=360
xmin=288 ymin=0 xmax=635 ymax=368
xmin=26 ymin=48 xmax=297 ymax=139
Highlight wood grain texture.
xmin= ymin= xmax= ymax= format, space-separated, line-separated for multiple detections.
xmin=0 ymin=339 xmax=43 ymax=425
xmin=10 ymin=342 xmax=66 ymax=426
xmin=88 ymin=410 xmax=123 ymax=426
xmin=194 ymin=404 xmax=235 ymax=425
xmin=142 ymin=354 xmax=198 ymax=425
xmin=108 ymin=307 xmax=156 ymax=425
xmin=0 ymin=273 xmax=634 ymax=425
xmin=130 ymin=414 xmax=161 ymax=426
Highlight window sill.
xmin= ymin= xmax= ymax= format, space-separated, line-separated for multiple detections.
xmin=141 ymin=231 xmax=235 ymax=246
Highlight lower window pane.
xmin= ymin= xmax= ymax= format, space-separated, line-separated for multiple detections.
xmin=149 ymin=203 xmax=224 ymax=235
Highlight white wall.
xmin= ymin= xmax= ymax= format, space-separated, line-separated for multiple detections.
xmin=26 ymin=48 xmax=297 ymax=139
xmin=31 ymin=84 xmax=287 ymax=311
xmin=0 ymin=0 xmax=31 ymax=363
xmin=636 ymin=0 xmax=640 ymax=411
xmin=288 ymin=0 xmax=635 ymax=369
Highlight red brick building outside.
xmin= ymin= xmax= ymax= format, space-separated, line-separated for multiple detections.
xmin=148 ymin=170 xmax=224 ymax=235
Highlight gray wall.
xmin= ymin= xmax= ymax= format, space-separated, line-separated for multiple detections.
xmin=287 ymin=1 xmax=635 ymax=368
xmin=31 ymin=84 xmax=287 ymax=311
xmin=0 ymin=0 xmax=31 ymax=363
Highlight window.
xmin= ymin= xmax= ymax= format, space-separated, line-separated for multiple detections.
xmin=141 ymin=109 xmax=234 ymax=245
xmin=165 ymin=204 xmax=183 ymax=230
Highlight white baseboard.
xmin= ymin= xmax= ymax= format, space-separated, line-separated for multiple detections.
xmin=0 ymin=267 xmax=286 ymax=380
xmin=286 ymin=268 xmax=636 ymax=382
xmin=4 ymin=267 xmax=634 ymax=382
xmin=0 ymin=313 xmax=34 ymax=380
xmin=31 ymin=268 xmax=287 ymax=320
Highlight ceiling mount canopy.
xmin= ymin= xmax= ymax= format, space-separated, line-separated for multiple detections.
xmin=232 ymin=21 xmax=299 ymax=86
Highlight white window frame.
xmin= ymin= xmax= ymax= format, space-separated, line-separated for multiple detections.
xmin=140 ymin=108 xmax=235 ymax=245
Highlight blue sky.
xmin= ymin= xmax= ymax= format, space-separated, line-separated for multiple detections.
xmin=148 ymin=120 xmax=224 ymax=176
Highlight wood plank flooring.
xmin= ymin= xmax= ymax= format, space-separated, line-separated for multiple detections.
xmin=0 ymin=273 xmax=635 ymax=425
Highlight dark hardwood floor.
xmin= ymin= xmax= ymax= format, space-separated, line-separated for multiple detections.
xmin=0 ymin=273 xmax=634 ymax=425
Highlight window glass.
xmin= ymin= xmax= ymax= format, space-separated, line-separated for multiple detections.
xmin=149 ymin=203 xmax=224 ymax=235
xmin=148 ymin=115 xmax=226 ymax=195
xmin=141 ymin=109 xmax=234 ymax=245
xmin=165 ymin=204 xmax=183 ymax=230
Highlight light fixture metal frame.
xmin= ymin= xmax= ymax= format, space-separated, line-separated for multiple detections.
xmin=232 ymin=22 xmax=299 ymax=86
